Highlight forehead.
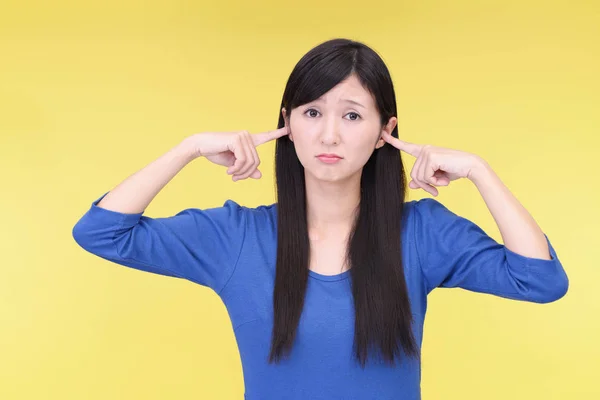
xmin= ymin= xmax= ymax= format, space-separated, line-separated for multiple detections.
xmin=314 ymin=74 xmax=375 ymax=107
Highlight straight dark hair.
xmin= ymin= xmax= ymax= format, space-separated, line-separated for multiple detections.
xmin=269 ymin=38 xmax=419 ymax=368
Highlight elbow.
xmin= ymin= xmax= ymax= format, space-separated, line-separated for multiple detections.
xmin=72 ymin=223 xmax=89 ymax=252
xmin=72 ymin=219 xmax=94 ymax=251
xmin=536 ymin=270 xmax=569 ymax=304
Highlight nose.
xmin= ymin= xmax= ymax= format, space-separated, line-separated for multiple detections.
xmin=319 ymin=116 xmax=341 ymax=145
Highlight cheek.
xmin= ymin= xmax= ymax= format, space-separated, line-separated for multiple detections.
xmin=293 ymin=142 xmax=315 ymax=169
xmin=288 ymin=131 xmax=311 ymax=163
xmin=349 ymin=135 xmax=379 ymax=158
xmin=289 ymin=123 xmax=315 ymax=152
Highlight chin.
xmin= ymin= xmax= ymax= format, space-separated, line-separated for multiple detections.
xmin=307 ymin=168 xmax=355 ymax=184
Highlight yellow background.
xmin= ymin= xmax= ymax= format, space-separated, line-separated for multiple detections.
xmin=1 ymin=0 xmax=598 ymax=398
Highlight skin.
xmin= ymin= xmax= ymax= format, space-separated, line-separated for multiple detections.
xmin=280 ymin=73 xmax=552 ymax=273
xmin=382 ymin=133 xmax=553 ymax=260
xmin=281 ymin=74 xmax=397 ymax=273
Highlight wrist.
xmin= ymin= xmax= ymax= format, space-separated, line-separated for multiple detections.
xmin=177 ymin=136 xmax=203 ymax=162
xmin=468 ymin=156 xmax=493 ymax=185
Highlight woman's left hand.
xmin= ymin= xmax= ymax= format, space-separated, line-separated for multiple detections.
xmin=381 ymin=131 xmax=484 ymax=197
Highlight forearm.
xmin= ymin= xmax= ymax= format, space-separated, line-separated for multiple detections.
xmin=96 ymin=140 xmax=196 ymax=214
xmin=469 ymin=158 xmax=551 ymax=260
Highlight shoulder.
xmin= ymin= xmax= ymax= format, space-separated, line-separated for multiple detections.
xmin=223 ymin=200 xmax=277 ymax=219
xmin=163 ymin=200 xmax=276 ymax=236
xmin=403 ymin=197 xmax=452 ymax=220
xmin=206 ymin=199 xmax=278 ymax=229
xmin=403 ymin=197 xmax=465 ymax=236
xmin=179 ymin=199 xmax=276 ymax=217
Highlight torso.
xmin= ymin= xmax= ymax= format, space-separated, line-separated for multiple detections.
xmin=219 ymin=200 xmax=427 ymax=399
xmin=308 ymin=235 xmax=350 ymax=276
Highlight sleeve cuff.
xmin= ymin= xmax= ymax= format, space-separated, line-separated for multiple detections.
xmin=504 ymin=233 xmax=563 ymax=274
xmin=88 ymin=191 xmax=145 ymax=227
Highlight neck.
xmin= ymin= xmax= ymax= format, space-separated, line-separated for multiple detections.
xmin=305 ymin=172 xmax=361 ymax=240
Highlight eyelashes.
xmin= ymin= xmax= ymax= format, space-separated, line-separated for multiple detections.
xmin=304 ymin=108 xmax=362 ymax=121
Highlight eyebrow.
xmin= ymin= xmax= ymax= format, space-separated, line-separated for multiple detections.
xmin=342 ymin=99 xmax=366 ymax=109
xmin=311 ymin=98 xmax=367 ymax=109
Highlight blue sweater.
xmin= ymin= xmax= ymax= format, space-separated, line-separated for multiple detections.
xmin=72 ymin=192 xmax=569 ymax=400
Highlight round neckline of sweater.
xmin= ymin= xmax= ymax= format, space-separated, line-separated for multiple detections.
xmin=308 ymin=268 xmax=351 ymax=282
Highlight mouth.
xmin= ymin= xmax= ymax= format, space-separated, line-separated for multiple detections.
xmin=316 ymin=154 xmax=343 ymax=164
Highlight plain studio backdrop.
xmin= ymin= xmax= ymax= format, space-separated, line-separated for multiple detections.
xmin=1 ymin=0 xmax=598 ymax=399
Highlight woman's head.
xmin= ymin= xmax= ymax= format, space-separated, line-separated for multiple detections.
xmin=276 ymin=39 xmax=399 ymax=184
xmin=271 ymin=39 xmax=418 ymax=368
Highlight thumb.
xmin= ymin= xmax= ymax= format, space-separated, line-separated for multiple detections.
xmin=249 ymin=169 xmax=262 ymax=179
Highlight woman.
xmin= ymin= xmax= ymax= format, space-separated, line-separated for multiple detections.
xmin=72 ymin=38 xmax=568 ymax=399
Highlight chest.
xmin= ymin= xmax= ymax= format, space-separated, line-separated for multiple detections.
xmin=308 ymin=239 xmax=349 ymax=275
xmin=297 ymin=278 xmax=355 ymax=342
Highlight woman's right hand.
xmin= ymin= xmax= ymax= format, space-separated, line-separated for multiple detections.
xmin=183 ymin=127 xmax=290 ymax=181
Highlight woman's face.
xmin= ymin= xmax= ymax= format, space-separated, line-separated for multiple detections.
xmin=282 ymin=74 xmax=397 ymax=184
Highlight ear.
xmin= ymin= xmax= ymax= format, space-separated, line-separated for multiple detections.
xmin=282 ymin=107 xmax=293 ymax=142
xmin=375 ymin=116 xmax=397 ymax=149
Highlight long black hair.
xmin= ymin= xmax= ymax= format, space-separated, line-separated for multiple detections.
xmin=269 ymin=38 xmax=419 ymax=368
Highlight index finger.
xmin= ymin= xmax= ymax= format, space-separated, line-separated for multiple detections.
xmin=252 ymin=126 xmax=290 ymax=146
xmin=382 ymin=132 xmax=422 ymax=157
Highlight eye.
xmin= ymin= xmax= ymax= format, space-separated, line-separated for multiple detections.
xmin=303 ymin=109 xmax=362 ymax=121
xmin=345 ymin=112 xmax=361 ymax=121
xmin=304 ymin=108 xmax=320 ymax=118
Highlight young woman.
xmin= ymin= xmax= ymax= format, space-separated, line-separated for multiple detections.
xmin=72 ymin=38 xmax=569 ymax=399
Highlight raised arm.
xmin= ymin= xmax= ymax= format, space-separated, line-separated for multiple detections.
xmin=72 ymin=128 xmax=288 ymax=293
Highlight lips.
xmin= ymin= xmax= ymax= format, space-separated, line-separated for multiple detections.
xmin=316 ymin=154 xmax=343 ymax=164
xmin=316 ymin=153 xmax=342 ymax=159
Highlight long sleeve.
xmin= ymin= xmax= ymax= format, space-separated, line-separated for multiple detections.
xmin=412 ymin=198 xmax=569 ymax=303
xmin=72 ymin=192 xmax=247 ymax=294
